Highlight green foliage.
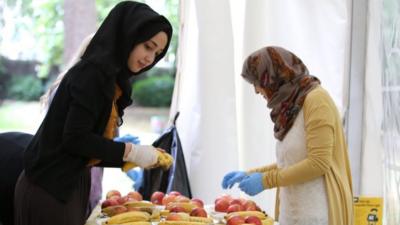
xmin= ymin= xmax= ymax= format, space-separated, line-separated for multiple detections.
xmin=31 ymin=0 xmax=64 ymax=78
xmin=2 ymin=0 xmax=179 ymax=79
xmin=132 ymin=75 xmax=175 ymax=107
xmin=164 ymin=0 xmax=180 ymax=67
xmin=7 ymin=75 xmax=43 ymax=101
xmin=0 ymin=58 xmax=8 ymax=98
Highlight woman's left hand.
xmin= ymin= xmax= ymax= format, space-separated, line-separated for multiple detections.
xmin=238 ymin=172 xmax=265 ymax=196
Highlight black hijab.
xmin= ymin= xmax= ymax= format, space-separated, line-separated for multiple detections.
xmin=81 ymin=1 xmax=173 ymax=118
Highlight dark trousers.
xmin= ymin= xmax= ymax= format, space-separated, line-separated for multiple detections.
xmin=14 ymin=170 xmax=91 ymax=225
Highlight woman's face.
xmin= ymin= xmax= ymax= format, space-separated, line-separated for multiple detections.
xmin=127 ymin=31 xmax=168 ymax=73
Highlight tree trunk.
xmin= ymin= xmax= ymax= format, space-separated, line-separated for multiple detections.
xmin=63 ymin=0 xmax=97 ymax=66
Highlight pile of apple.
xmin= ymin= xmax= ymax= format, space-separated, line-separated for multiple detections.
xmin=100 ymin=190 xmax=146 ymax=216
xmin=214 ymin=194 xmax=261 ymax=213
xmin=150 ymin=191 xmax=208 ymax=218
xmin=212 ymin=194 xmax=274 ymax=225
xmin=226 ymin=215 xmax=263 ymax=225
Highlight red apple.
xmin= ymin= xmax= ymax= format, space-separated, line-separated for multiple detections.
xmin=117 ymin=196 xmax=131 ymax=205
xmin=106 ymin=190 xmax=121 ymax=199
xmin=229 ymin=199 xmax=243 ymax=207
xmin=227 ymin=204 xmax=243 ymax=213
xmin=151 ymin=191 xmax=165 ymax=205
xmin=169 ymin=191 xmax=181 ymax=196
xmin=190 ymin=198 xmax=204 ymax=208
xmin=215 ymin=199 xmax=230 ymax=212
xmin=108 ymin=195 xmax=121 ymax=201
xmin=166 ymin=213 xmax=183 ymax=221
xmin=101 ymin=198 xmax=119 ymax=208
xmin=175 ymin=195 xmax=190 ymax=203
xmin=127 ymin=191 xmax=143 ymax=201
xmin=244 ymin=216 xmax=262 ymax=225
xmin=215 ymin=194 xmax=233 ymax=204
xmin=243 ymin=200 xmax=257 ymax=211
xmin=162 ymin=194 xmax=177 ymax=206
xmin=227 ymin=215 xmax=245 ymax=225
xmin=190 ymin=207 xmax=207 ymax=217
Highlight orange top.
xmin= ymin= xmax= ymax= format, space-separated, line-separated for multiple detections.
xmin=87 ymin=84 xmax=122 ymax=166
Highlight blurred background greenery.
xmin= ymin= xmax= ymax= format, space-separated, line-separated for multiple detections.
xmin=0 ymin=0 xmax=179 ymax=132
xmin=0 ymin=0 xmax=179 ymax=107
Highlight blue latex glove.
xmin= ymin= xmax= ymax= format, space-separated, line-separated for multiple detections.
xmin=127 ymin=168 xmax=143 ymax=190
xmin=222 ymin=171 xmax=247 ymax=189
xmin=238 ymin=172 xmax=265 ymax=196
xmin=114 ymin=134 xmax=140 ymax=144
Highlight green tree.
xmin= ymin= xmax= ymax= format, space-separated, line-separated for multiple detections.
xmin=1 ymin=0 xmax=179 ymax=78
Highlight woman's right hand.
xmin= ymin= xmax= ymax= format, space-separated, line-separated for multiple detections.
xmin=222 ymin=171 xmax=248 ymax=189
xmin=123 ymin=143 xmax=158 ymax=168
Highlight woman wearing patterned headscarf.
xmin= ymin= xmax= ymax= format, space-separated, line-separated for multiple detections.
xmin=222 ymin=46 xmax=353 ymax=225
xmin=14 ymin=1 xmax=173 ymax=225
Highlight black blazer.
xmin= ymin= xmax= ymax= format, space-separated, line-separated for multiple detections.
xmin=24 ymin=60 xmax=126 ymax=202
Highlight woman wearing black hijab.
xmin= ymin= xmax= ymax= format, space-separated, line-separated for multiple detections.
xmin=14 ymin=2 xmax=173 ymax=225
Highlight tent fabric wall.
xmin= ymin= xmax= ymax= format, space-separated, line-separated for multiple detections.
xmin=361 ymin=0 xmax=384 ymax=196
xmin=170 ymin=0 xmax=384 ymax=217
xmin=169 ymin=0 xmax=242 ymax=203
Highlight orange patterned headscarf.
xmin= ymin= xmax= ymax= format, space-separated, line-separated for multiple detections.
xmin=241 ymin=46 xmax=320 ymax=141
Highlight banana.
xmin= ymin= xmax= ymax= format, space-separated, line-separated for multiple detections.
xmin=225 ymin=211 xmax=267 ymax=220
xmin=161 ymin=209 xmax=170 ymax=217
xmin=189 ymin=216 xmax=213 ymax=224
xmin=105 ymin=211 xmax=151 ymax=224
xmin=159 ymin=221 xmax=208 ymax=225
xmin=166 ymin=202 xmax=197 ymax=213
xmin=261 ymin=218 xmax=275 ymax=225
xmin=102 ymin=205 xmax=128 ymax=217
xmin=119 ymin=222 xmax=152 ymax=225
xmin=122 ymin=162 xmax=137 ymax=172
xmin=124 ymin=201 xmax=155 ymax=208
xmin=156 ymin=149 xmax=174 ymax=170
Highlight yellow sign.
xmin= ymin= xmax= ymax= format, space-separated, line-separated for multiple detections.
xmin=354 ymin=196 xmax=383 ymax=225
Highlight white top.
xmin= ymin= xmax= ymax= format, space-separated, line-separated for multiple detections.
xmin=275 ymin=110 xmax=329 ymax=225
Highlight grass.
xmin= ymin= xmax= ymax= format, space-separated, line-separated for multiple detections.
xmin=0 ymin=100 xmax=43 ymax=133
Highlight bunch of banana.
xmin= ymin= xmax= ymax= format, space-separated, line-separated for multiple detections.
xmin=109 ymin=222 xmax=152 ymax=225
xmin=261 ymin=217 xmax=275 ymax=225
xmin=159 ymin=221 xmax=209 ymax=225
xmin=123 ymin=201 xmax=155 ymax=214
xmin=154 ymin=149 xmax=173 ymax=170
xmin=102 ymin=205 xmax=128 ymax=217
xmin=188 ymin=216 xmax=213 ymax=224
xmin=105 ymin=211 xmax=151 ymax=224
xmin=166 ymin=202 xmax=197 ymax=213
xmin=122 ymin=162 xmax=137 ymax=172
xmin=225 ymin=211 xmax=267 ymax=220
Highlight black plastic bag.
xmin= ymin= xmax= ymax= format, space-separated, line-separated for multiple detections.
xmin=138 ymin=113 xmax=192 ymax=199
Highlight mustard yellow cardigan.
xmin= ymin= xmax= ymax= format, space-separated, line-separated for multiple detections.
xmin=248 ymin=86 xmax=354 ymax=225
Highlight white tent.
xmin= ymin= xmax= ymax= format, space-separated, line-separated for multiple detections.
xmin=169 ymin=0 xmax=399 ymax=223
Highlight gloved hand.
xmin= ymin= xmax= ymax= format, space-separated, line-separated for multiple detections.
xmin=123 ymin=144 xmax=158 ymax=168
xmin=222 ymin=171 xmax=248 ymax=189
xmin=127 ymin=168 xmax=143 ymax=191
xmin=114 ymin=134 xmax=140 ymax=144
xmin=238 ymin=172 xmax=265 ymax=196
